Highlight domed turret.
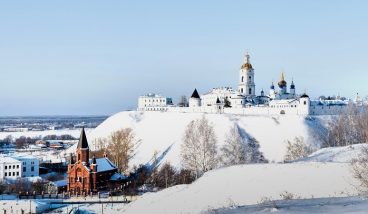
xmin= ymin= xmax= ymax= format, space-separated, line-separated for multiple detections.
xmin=270 ymin=82 xmax=275 ymax=90
xmin=290 ymin=80 xmax=295 ymax=90
xmin=290 ymin=79 xmax=296 ymax=95
xmin=278 ymin=72 xmax=287 ymax=88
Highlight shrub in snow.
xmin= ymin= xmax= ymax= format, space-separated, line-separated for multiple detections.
xmin=220 ymin=124 xmax=265 ymax=167
xmin=181 ymin=116 xmax=218 ymax=179
xmin=284 ymin=137 xmax=314 ymax=162
xmin=351 ymin=145 xmax=368 ymax=194
xmin=279 ymin=191 xmax=299 ymax=200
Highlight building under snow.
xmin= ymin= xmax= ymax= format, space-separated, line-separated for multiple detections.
xmin=137 ymin=53 xmax=349 ymax=115
xmin=11 ymin=154 xmax=40 ymax=177
xmin=0 ymin=156 xmax=22 ymax=181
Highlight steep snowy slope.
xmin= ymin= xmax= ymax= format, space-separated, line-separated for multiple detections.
xmin=67 ymin=111 xmax=328 ymax=167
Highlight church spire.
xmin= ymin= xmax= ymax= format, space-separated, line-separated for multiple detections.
xmin=77 ymin=127 xmax=89 ymax=149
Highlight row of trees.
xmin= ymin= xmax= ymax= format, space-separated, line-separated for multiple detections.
xmin=181 ymin=116 xmax=266 ymax=179
xmin=0 ymin=179 xmax=45 ymax=195
xmin=323 ymin=104 xmax=368 ymax=147
xmin=0 ymin=134 xmax=76 ymax=149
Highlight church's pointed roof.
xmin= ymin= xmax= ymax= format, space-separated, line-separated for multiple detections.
xmin=191 ymin=88 xmax=200 ymax=99
xmin=77 ymin=127 xmax=89 ymax=149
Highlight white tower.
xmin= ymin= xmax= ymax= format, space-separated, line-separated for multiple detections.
xmin=238 ymin=53 xmax=255 ymax=96
xmin=299 ymin=93 xmax=310 ymax=115
xmin=189 ymin=88 xmax=201 ymax=107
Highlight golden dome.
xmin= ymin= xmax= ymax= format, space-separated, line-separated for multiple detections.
xmin=241 ymin=63 xmax=253 ymax=69
xmin=241 ymin=53 xmax=253 ymax=70
xmin=278 ymin=72 xmax=287 ymax=88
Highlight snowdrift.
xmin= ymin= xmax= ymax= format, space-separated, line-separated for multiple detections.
xmin=121 ymin=162 xmax=359 ymax=214
xmin=67 ymin=111 xmax=329 ymax=167
xmin=299 ymin=143 xmax=366 ymax=163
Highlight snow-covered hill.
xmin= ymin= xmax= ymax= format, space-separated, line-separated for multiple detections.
xmin=120 ymin=162 xmax=359 ymax=214
xmin=56 ymin=143 xmax=367 ymax=214
xmin=67 ymin=111 xmax=329 ymax=167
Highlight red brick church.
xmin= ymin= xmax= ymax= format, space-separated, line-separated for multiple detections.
xmin=67 ymin=128 xmax=125 ymax=194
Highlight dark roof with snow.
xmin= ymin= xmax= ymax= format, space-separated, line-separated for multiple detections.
xmin=300 ymin=93 xmax=309 ymax=98
xmin=77 ymin=127 xmax=89 ymax=149
xmin=191 ymin=89 xmax=200 ymax=99
xmin=110 ymin=172 xmax=127 ymax=181
xmin=89 ymin=157 xmax=117 ymax=173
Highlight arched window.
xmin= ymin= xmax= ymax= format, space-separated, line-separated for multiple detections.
xmin=249 ymin=76 xmax=251 ymax=80
xmin=241 ymin=88 xmax=243 ymax=93
xmin=241 ymin=76 xmax=244 ymax=82
xmin=249 ymin=88 xmax=252 ymax=94
xmin=304 ymin=101 xmax=307 ymax=105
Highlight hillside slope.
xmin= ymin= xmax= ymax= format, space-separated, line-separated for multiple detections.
xmin=67 ymin=111 xmax=328 ymax=167
xmin=120 ymin=162 xmax=358 ymax=214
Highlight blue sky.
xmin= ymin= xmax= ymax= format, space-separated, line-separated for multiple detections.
xmin=0 ymin=0 xmax=367 ymax=116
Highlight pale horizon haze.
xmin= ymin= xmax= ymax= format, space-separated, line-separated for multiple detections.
xmin=0 ymin=0 xmax=367 ymax=116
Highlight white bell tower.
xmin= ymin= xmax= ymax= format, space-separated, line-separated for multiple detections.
xmin=238 ymin=53 xmax=255 ymax=96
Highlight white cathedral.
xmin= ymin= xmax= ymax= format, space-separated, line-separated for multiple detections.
xmin=138 ymin=53 xmax=349 ymax=115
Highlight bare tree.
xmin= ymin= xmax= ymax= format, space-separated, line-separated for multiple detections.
xmin=220 ymin=124 xmax=251 ymax=166
xmin=324 ymin=104 xmax=368 ymax=147
xmin=352 ymin=145 xmax=368 ymax=193
xmin=156 ymin=162 xmax=176 ymax=189
xmin=284 ymin=137 xmax=314 ymax=162
xmin=181 ymin=116 xmax=218 ymax=179
xmin=106 ymin=128 xmax=141 ymax=173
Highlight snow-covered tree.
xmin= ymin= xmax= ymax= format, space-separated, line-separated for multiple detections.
xmin=284 ymin=137 xmax=314 ymax=162
xmin=181 ymin=116 xmax=218 ymax=179
xmin=220 ymin=124 xmax=265 ymax=166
